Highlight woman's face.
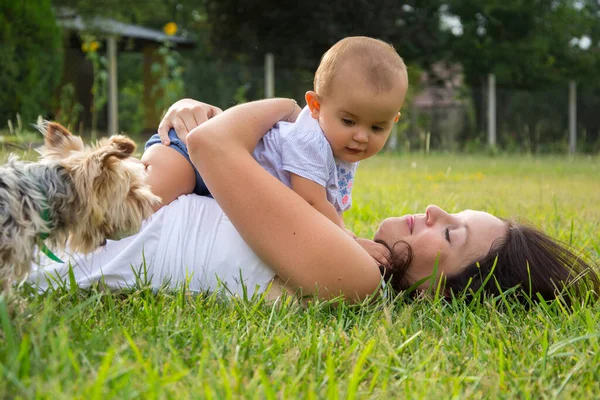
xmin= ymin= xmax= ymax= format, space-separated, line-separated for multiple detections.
xmin=373 ymin=205 xmax=507 ymax=288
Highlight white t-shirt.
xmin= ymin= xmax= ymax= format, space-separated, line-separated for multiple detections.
xmin=27 ymin=195 xmax=277 ymax=297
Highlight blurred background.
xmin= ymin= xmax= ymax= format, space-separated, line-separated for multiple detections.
xmin=1 ymin=0 xmax=599 ymax=153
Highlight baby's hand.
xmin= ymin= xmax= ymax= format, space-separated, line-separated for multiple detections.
xmin=355 ymin=238 xmax=391 ymax=267
xmin=158 ymin=99 xmax=223 ymax=146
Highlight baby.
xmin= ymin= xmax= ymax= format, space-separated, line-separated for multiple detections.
xmin=259 ymin=36 xmax=408 ymax=229
xmin=144 ymin=36 xmax=408 ymax=264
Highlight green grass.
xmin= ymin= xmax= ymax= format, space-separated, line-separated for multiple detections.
xmin=1 ymin=151 xmax=600 ymax=399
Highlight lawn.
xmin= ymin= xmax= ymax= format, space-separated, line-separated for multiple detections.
xmin=1 ymin=150 xmax=600 ymax=399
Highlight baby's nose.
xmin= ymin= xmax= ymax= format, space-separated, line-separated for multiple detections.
xmin=353 ymin=130 xmax=369 ymax=143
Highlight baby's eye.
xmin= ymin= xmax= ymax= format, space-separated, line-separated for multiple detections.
xmin=371 ymin=126 xmax=384 ymax=132
xmin=342 ymin=118 xmax=354 ymax=126
xmin=445 ymin=227 xmax=451 ymax=243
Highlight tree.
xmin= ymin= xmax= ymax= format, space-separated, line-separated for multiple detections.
xmin=446 ymin=0 xmax=600 ymax=87
xmin=444 ymin=0 xmax=600 ymax=144
xmin=0 ymin=0 xmax=63 ymax=125
xmin=200 ymin=0 xmax=449 ymax=70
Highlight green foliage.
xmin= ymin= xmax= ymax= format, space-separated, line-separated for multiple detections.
xmin=41 ymin=1 xmax=600 ymax=149
xmin=118 ymin=81 xmax=145 ymax=136
xmin=445 ymin=0 xmax=600 ymax=88
xmin=443 ymin=0 xmax=600 ymax=145
xmin=201 ymin=0 xmax=449 ymax=70
xmin=55 ymin=83 xmax=83 ymax=131
xmin=151 ymin=39 xmax=185 ymax=118
xmin=180 ymin=47 xmax=267 ymax=110
xmin=0 ymin=0 xmax=63 ymax=125
xmin=50 ymin=0 xmax=177 ymax=27
xmin=80 ymin=35 xmax=108 ymax=139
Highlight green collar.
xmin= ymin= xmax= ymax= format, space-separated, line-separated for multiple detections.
xmin=39 ymin=207 xmax=64 ymax=263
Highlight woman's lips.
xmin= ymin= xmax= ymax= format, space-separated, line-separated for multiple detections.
xmin=408 ymin=215 xmax=414 ymax=234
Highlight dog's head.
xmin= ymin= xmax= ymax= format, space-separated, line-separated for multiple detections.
xmin=37 ymin=122 xmax=161 ymax=252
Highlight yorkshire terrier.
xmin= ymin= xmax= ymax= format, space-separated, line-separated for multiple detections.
xmin=0 ymin=122 xmax=160 ymax=296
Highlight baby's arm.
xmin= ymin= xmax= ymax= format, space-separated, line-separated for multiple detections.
xmin=290 ymin=173 xmax=345 ymax=229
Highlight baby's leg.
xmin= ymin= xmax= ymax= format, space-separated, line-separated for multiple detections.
xmin=142 ymin=129 xmax=213 ymax=211
xmin=141 ymin=144 xmax=195 ymax=211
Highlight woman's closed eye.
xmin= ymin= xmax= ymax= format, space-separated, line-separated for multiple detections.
xmin=445 ymin=227 xmax=451 ymax=243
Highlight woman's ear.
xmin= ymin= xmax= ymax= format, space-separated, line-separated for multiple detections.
xmin=305 ymin=91 xmax=321 ymax=119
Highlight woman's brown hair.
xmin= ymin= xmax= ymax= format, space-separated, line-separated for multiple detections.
xmin=444 ymin=221 xmax=600 ymax=304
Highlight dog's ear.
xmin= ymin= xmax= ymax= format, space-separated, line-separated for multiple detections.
xmin=40 ymin=121 xmax=84 ymax=152
xmin=45 ymin=121 xmax=71 ymax=145
xmin=108 ymin=135 xmax=136 ymax=159
xmin=94 ymin=135 xmax=137 ymax=166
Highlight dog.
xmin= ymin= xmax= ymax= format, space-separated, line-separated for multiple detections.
xmin=0 ymin=122 xmax=161 ymax=295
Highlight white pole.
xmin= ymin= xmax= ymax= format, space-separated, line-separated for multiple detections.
xmin=569 ymin=80 xmax=577 ymax=154
xmin=107 ymin=35 xmax=118 ymax=135
xmin=265 ymin=53 xmax=275 ymax=98
xmin=487 ymin=73 xmax=496 ymax=147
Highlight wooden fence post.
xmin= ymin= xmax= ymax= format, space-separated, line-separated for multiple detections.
xmin=265 ymin=53 xmax=275 ymax=98
xmin=487 ymin=73 xmax=496 ymax=148
xmin=569 ymin=80 xmax=577 ymax=154
xmin=107 ymin=35 xmax=118 ymax=135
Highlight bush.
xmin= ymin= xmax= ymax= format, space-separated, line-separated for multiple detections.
xmin=119 ymin=80 xmax=145 ymax=137
xmin=0 ymin=0 xmax=63 ymax=125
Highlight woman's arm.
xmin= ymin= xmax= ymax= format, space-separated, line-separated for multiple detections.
xmin=187 ymin=99 xmax=382 ymax=301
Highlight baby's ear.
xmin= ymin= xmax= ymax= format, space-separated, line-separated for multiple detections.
xmin=394 ymin=112 xmax=401 ymax=123
xmin=305 ymin=91 xmax=321 ymax=119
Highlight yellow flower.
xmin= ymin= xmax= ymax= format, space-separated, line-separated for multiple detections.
xmin=89 ymin=41 xmax=99 ymax=52
xmin=81 ymin=42 xmax=89 ymax=53
xmin=163 ymin=22 xmax=177 ymax=36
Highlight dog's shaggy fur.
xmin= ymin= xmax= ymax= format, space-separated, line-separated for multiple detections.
xmin=0 ymin=122 xmax=160 ymax=293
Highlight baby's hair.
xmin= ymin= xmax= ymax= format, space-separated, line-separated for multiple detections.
xmin=314 ymin=36 xmax=408 ymax=96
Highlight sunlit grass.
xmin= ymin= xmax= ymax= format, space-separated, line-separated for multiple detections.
xmin=1 ymin=149 xmax=599 ymax=398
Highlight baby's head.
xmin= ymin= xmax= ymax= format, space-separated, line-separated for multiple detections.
xmin=306 ymin=36 xmax=408 ymax=162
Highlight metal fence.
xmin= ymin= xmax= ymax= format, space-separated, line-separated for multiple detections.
xmin=147 ymin=53 xmax=600 ymax=153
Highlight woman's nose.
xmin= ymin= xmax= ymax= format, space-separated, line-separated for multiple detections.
xmin=425 ymin=205 xmax=448 ymax=226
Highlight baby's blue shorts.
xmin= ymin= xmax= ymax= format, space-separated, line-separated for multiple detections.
xmin=145 ymin=128 xmax=212 ymax=197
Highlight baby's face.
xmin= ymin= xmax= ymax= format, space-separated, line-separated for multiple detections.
xmin=310 ymin=67 xmax=407 ymax=163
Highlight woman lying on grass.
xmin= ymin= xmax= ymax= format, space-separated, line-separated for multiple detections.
xmin=28 ymin=98 xmax=599 ymax=304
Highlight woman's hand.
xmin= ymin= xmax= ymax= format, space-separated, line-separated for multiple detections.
xmin=158 ymin=99 xmax=223 ymax=145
